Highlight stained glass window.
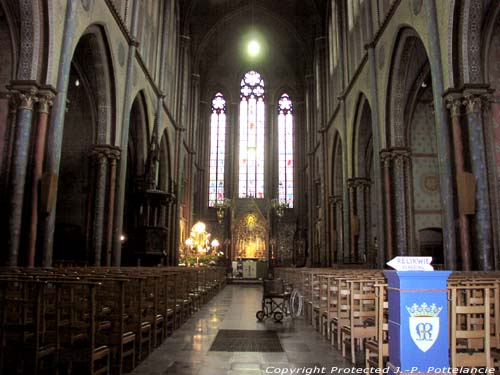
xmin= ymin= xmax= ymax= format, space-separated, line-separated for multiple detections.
xmin=239 ymin=71 xmax=265 ymax=199
xmin=208 ymin=92 xmax=226 ymax=207
xmin=278 ymin=93 xmax=294 ymax=208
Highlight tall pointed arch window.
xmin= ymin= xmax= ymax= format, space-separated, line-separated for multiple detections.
xmin=208 ymin=92 xmax=226 ymax=207
xmin=278 ymin=93 xmax=294 ymax=207
xmin=239 ymin=71 xmax=265 ymax=198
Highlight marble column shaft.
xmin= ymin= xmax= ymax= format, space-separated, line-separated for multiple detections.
xmin=347 ymin=178 xmax=358 ymax=262
xmin=7 ymin=85 xmax=38 ymax=266
xmin=105 ymin=148 xmax=120 ymax=267
xmin=463 ymin=90 xmax=494 ymax=270
xmin=91 ymin=146 xmax=108 ymax=266
xmin=332 ymin=196 xmax=343 ymax=264
xmin=27 ymin=90 xmax=54 ymax=267
xmin=391 ymin=149 xmax=411 ymax=256
xmin=445 ymin=95 xmax=471 ymax=270
xmin=380 ymin=149 xmax=396 ymax=261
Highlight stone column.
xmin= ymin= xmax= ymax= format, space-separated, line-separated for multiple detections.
xmin=105 ymin=147 xmax=120 ymax=267
xmin=380 ymin=149 xmax=394 ymax=262
xmin=357 ymin=178 xmax=371 ymax=263
xmin=463 ymin=88 xmax=494 ymax=270
xmin=332 ymin=196 xmax=343 ymax=264
xmin=6 ymin=83 xmax=38 ymax=266
xmin=27 ymin=88 xmax=55 ymax=267
xmin=445 ymin=94 xmax=471 ymax=270
xmin=347 ymin=178 xmax=358 ymax=263
xmin=90 ymin=146 xmax=109 ymax=266
xmin=391 ymin=148 xmax=411 ymax=256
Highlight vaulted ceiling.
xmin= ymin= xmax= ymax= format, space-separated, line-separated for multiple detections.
xmin=179 ymin=0 xmax=327 ymax=100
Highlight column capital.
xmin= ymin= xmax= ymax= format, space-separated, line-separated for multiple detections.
xmin=37 ymin=90 xmax=56 ymax=114
xmin=90 ymin=144 xmax=121 ymax=160
xmin=444 ymin=93 xmax=463 ymax=118
xmin=463 ymin=92 xmax=492 ymax=114
xmin=331 ymin=195 xmax=343 ymax=206
xmin=7 ymin=82 xmax=39 ymax=110
xmin=347 ymin=177 xmax=370 ymax=189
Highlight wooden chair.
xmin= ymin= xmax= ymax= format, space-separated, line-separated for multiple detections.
xmin=365 ymin=283 xmax=388 ymax=370
xmin=449 ymin=284 xmax=493 ymax=369
xmin=341 ymin=279 xmax=377 ymax=364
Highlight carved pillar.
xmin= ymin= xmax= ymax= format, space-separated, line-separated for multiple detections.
xmin=358 ymin=179 xmax=371 ymax=264
xmin=445 ymin=94 xmax=471 ymax=270
xmin=90 ymin=146 xmax=109 ymax=266
xmin=331 ymin=196 xmax=343 ymax=264
xmin=380 ymin=149 xmax=394 ymax=262
xmin=347 ymin=178 xmax=357 ymax=263
xmin=391 ymin=147 xmax=411 ymax=256
xmin=105 ymin=147 xmax=121 ymax=267
xmin=6 ymin=83 xmax=38 ymax=266
xmin=27 ymin=88 xmax=55 ymax=267
xmin=327 ymin=196 xmax=335 ymax=266
xmin=463 ymin=88 xmax=494 ymax=270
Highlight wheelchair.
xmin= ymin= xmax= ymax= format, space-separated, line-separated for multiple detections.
xmin=256 ymin=279 xmax=292 ymax=322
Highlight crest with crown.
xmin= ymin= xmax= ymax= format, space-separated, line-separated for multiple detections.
xmin=406 ymin=303 xmax=443 ymax=317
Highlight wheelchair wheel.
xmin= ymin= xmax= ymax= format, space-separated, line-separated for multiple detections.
xmin=273 ymin=311 xmax=284 ymax=322
xmin=256 ymin=310 xmax=266 ymax=321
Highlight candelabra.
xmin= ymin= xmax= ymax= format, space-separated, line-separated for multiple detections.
xmin=183 ymin=221 xmax=221 ymax=266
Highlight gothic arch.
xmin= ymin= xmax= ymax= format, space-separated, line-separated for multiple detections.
xmin=53 ymin=26 xmax=117 ymax=264
xmin=386 ymin=28 xmax=444 ymax=261
xmin=352 ymin=95 xmax=373 ymax=179
xmin=75 ymin=24 xmax=117 ymax=144
xmin=331 ymin=133 xmax=344 ymax=264
xmin=127 ymin=92 xmax=150 ymax=181
xmin=386 ymin=28 xmax=430 ymax=146
xmin=483 ymin=2 xmax=500 ymax=269
xmin=122 ymin=92 xmax=150 ymax=265
xmin=351 ymin=95 xmax=375 ymax=264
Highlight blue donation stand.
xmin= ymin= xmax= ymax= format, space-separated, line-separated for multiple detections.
xmin=384 ymin=262 xmax=452 ymax=374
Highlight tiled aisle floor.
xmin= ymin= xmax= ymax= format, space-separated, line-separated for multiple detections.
xmin=132 ymin=284 xmax=353 ymax=375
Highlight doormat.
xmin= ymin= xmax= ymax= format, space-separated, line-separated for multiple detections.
xmin=209 ymin=329 xmax=283 ymax=352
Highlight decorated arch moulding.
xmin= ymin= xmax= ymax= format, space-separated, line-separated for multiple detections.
xmin=446 ymin=0 xmax=457 ymax=88
xmin=18 ymin=0 xmax=41 ymax=81
xmin=461 ymin=0 xmax=483 ymax=84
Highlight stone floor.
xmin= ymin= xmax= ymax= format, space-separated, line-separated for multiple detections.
xmin=131 ymin=284 xmax=354 ymax=375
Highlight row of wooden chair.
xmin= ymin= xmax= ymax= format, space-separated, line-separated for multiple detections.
xmin=0 ymin=266 xmax=226 ymax=375
xmin=275 ymin=268 xmax=500 ymax=370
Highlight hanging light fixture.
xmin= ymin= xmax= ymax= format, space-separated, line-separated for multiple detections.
xmin=247 ymin=0 xmax=261 ymax=58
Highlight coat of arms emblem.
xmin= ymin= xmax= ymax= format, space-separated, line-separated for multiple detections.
xmin=406 ymin=302 xmax=443 ymax=352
